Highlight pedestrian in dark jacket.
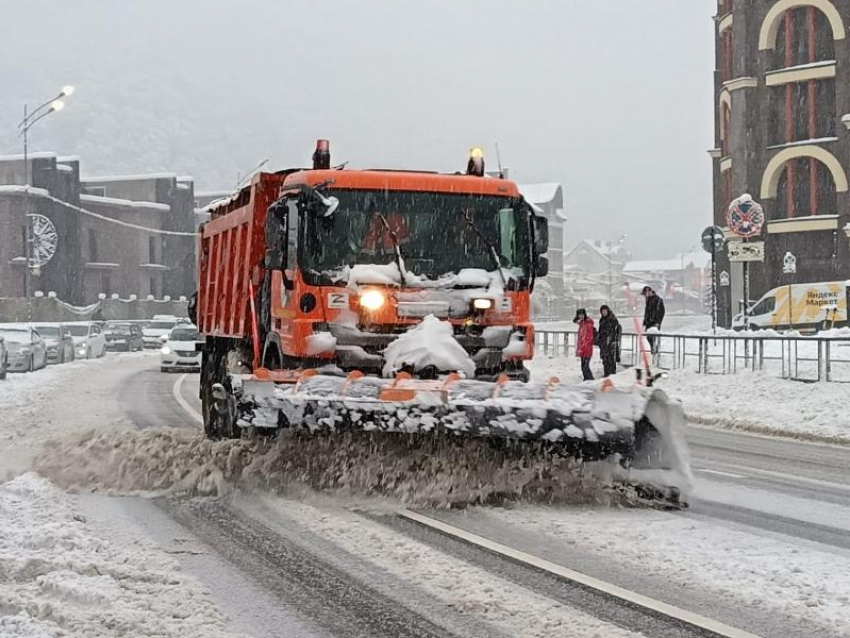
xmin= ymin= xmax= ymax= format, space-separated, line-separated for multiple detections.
xmin=642 ymin=286 xmax=665 ymax=354
xmin=573 ymin=308 xmax=595 ymax=381
xmin=597 ymin=305 xmax=621 ymax=377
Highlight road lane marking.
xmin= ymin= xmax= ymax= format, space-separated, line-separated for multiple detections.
xmin=399 ymin=509 xmax=765 ymax=638
xmin=173 ymin=373 xmax=203 ymax=427
xmin=698 ymin=468 xmax=746 ymax=479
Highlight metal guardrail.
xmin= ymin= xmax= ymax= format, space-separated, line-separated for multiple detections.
xmin=534 ymin=330 xmax=850 ymax=382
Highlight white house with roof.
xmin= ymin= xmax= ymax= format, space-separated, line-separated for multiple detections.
xmin=622 ymin=252 xmax=711 ymax=304
xmin=519 ymin=183 xmax=566 ymax=317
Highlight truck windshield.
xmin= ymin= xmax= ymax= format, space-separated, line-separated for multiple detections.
xmin=300 ymin=190 xmax=530 ymax=286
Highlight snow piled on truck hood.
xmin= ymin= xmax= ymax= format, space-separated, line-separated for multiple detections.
xmin=382 ymin=315 xmax=476 ymax=377
xmin=0 ymin=473 xmax=243 ymax=638
xmin=342 ymin=264 xmax=510 ymax=293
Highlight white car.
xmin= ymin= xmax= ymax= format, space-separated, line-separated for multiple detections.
xmin=160 ymin=324 xmax=202 ymax=372
xmin=66 ymin=322 xmax=107 ymax=359
xmin=143 ymin=318 xmax=179 ymax=349
xmin=0 ymin=324 xmax=48 ymax=372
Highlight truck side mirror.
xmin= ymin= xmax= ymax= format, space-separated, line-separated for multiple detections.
xmin=533 ymin=215 xmax=549 ymax=254
xmin=265 ymin=248 xmax=285 ymax=270
xmin=535 ymin=255 xmax=549 ymax=277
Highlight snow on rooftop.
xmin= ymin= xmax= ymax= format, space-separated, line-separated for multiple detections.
xmin=79 ymin=193 xmax=171 ymax=212
xmin=57 ymin=155 xmax=81 ymax=163
xmin=0 ymin=151 xmax=58 ymax=162
xmin=0 ymin=185 xmax=50 ymax=198
xmin=195 ymin=190 xmax=234 ymax=198
xmin=81 ymin=172 xmax=177 ymax=183
xmin=519 ymin=183 xmax=564 ymax=210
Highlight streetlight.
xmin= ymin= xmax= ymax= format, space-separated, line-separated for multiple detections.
xmin=18 ymin=86 xmax=74 ymax=321
xmin=680 ymin=244 xmax=698 ymax=315
xmin=607 ymin=233 xmax=627 ymax=310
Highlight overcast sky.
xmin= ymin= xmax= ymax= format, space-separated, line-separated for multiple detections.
xmin=1 ymin=0 xmax=717 ymax=258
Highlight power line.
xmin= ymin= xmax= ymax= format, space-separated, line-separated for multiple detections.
xmin=39 ymin=191 xmax=198 ymax=237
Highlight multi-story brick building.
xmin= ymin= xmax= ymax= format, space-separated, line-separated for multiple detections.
xmin=711 ymin=0 xmax=850 ymax=326
xmin=0 ymin=154 xmax=197 ymax=305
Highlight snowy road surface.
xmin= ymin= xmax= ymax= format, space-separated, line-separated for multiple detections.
xmin=1 ymin=354 xmax=849 ymax=637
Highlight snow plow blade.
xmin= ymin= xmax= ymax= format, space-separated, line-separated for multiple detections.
xmin=232 ymin=372 xmax=688 ymax=479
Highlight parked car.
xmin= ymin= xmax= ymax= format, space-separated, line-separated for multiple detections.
xmin=34 ymin=323 xmax=76 ymax=364
xmin=66 ymin=322 xmax=107 ymax=359
xmin=0 ymin=324 xmax=48 ymax=372
xmin=160 ymin=324 xmax=202 ymax=372
xmin=0 ymin=336 xmax=7 ymax=380
xmin=143 ymin=318 xmax=179 ymax=348
xmin=104 ymin=321 xmax=144 ymax=351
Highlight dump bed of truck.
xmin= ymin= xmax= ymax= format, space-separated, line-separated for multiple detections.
xmin=197 ymin=174 xmax=284 ymax=339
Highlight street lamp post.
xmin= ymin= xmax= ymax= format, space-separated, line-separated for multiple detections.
xmin=680 ymin=244 xmax=698 ymax=315
xmin=19 ymin=86 xmax=73 ymax=321
xmin=607 ymin=233 xmax=627 ymax=310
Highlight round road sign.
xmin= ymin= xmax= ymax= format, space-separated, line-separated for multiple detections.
xmin=701 ymin=226 xmax=725 ymax=253
xmin=727 ymin=195 xmax=765 ymax=238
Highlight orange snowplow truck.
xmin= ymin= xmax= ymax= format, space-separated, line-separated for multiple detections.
xmin=194 ymin=141 xmax=549 ymax=437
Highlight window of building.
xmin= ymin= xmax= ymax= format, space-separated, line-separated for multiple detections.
xmin=150 ymin=277 xmax=158 ymax=298
xmin=88 ymin=229 xmax=98 ymax=261
xmin=773 ymin=7 xmax=835 ymax=69
xmin=768 ymin=79 xmax=836 ymax=145
xmin=775 ymin=158 xmax=837 ymax=218
xmin=720 ymin=102 xmax=732 ymax=155
xmin=101 ymin=273 xmax=111 ymax=295
xmin=85 ymin=186 xmax=106 ymax=197
xmin=720 ymin=29 xmax=733 ymax=82
xmin=149 ymin=236 xmax=157 ymax=263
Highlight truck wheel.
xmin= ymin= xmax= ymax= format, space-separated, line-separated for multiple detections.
xmin=201 ymin=345 xmax=239 ymax=440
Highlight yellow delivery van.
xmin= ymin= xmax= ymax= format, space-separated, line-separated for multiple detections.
xmin=732 ymin=281 xmax=849 ymax=332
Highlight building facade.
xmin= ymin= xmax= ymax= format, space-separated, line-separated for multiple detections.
xmin=712 ymin=0 xmax=850 ymax=326
xmin=0 ymin=154 xmax=198 ymax=305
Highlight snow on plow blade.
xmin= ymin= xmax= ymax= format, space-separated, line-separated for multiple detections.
xmin=233 ymin=373 xmax=688 ymax=471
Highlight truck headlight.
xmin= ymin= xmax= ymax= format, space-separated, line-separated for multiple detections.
xmin=359 ymin=289 xmax=386 ymax=311
xmin=472 ymin=298 xmax=493 ymax=310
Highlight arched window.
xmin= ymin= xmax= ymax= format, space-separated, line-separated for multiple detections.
xmin=759 ymin=0 xmax=846 ymax=53
xmin=775 ymin=158 xmax=837 ymax=217
xmin=765 ymin=5 xmax=839 ymax=146
xmin=761 ymin=146 xmax=849 ymax=216
xmin=772 ymin=6 xmax=836 ymax=69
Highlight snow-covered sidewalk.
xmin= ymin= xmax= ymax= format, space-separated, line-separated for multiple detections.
xmin=529 ymin=356 xmax=850 ymax=443
xmin=0 ymin=473 xmax=244 ymax=638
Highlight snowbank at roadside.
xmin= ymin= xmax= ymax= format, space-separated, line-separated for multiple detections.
xmin=664 ymin=368 xmax=850 ymax=443
xmin=0 ymin=473 xmax=244 ymax=638
xmin=528 ymin=356 xmax=850 ymax=443
xmin=0 ymin=352 xmax=153 ymax=477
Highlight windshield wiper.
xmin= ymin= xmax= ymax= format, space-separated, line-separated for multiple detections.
xmin=462 ymin=210 xmax=508 ymax=287
xmin=375 ymin=212 xmax=408 ymax=287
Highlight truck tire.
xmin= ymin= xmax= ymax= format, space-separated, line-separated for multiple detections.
xmin=201 ymin=342 xmax=239 ymax=440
